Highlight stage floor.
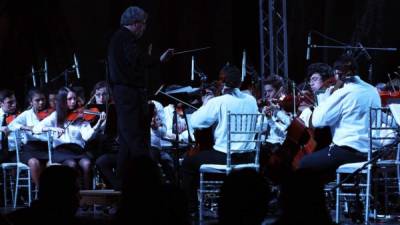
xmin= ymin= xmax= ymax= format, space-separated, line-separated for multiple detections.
xmin=1 ymin=205 xmax=399 ymax=225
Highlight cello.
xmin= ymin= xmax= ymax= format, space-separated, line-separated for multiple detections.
xmin=265 ymin=80 xmax=335 ymax=183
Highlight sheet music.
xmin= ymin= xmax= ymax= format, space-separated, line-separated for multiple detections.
xmin=389 ymin=103 xmax=400 ymax=126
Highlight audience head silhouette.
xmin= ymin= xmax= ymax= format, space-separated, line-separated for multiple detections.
xmin=218 ymin=168 xmax=270 ymax=225
xmin=6 ymin=165 xmax=81 ymax=225
xmin=117 ymin=155 xmax=188 ymax=225
xmin=38 ymin=165 xmax=81 ymax=217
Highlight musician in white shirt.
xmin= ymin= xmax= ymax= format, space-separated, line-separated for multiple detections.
xmin=161 ymin=103 xmax=194 ymax=147
xmin=181 ymin=65 xmax=259 ymax=214
xmin=34 ymin=87 xmax=106 ymax=189
xmin=277 ymin=56 xmax=381 ymax=224
xmin=8 ymin=89 xmax=51 ymax=185
xmin=307 ymin=62 xmax=336 ymax=105
xmin=260 ymin=75 xmax=292 ymax=146
xmin=0 ymin=89 xmax=17 ymax=163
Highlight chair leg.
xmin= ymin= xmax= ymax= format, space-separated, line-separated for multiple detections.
xmin=335 ymin=172 xmax=341 ymax=223
xmin=199 ymin=172 xmax=204 ymax=222
xmin=3 ymin=168 xmax=7 ymax=207
xmin=397 ymin=163 xmax=400 ymax=195
xmin=28 ymin=169 xmax=32 ymax=206
xmin=13 ymin=167 xmax=20 ymax=208
xmin=364 ymin=166 xmax=371 ymax=225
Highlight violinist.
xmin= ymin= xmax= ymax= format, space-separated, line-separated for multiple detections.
xmin=276 ymin=56 xmax=381 ymax=224
xmin=48 ymin=89 xmax=57 ymax=111
xmin=148 ymin=100 xmax=176 ymax=184
xmin=181 ymin=65 xmax=259 ymax=215
xmin=8 ymin=89 xmax=53 ymax=185
xmin=259 ymin=75 xmax=292 ymax=170
xmin=0 ymin=89 xmax=18 ymax=163
xmin=297 ymin=63 xmax=335 ymax=125
xmin=91 ymin=81 xmax=112 ymax=105
xmin=162 ymin=102 xmax=194 ymax=148
xmin=33 ymin=87 xmax=106 ymax=189
xmin=86 ymin=81 xmax=113 ymax=159
xmin=307 ymin=62 xmax=335 ymax=105
xmin=73 ymin=86 xmax=86 ymax=108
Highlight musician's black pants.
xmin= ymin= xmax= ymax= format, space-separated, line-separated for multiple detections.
xmin=277 ymin=145 xmax=367 ymax=224
xmin=96 ymin=152 xmax=118 ymax=189
xmin=112 ymin=85 xmax=150 ymax=190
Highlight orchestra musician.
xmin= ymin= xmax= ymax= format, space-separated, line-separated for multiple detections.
xmin=307 ymin=62 xmax=336 ymax=105
xmin=277 ymin=56 xmax=381 ymax=224
xmin=297 ymin=62 xmax=335 ymax=123
xmin=8 ymin=88 xmax=53 ymax=186
xmin=48 ymin=89 xmax=57 ymax=111
xmin=162 ymin=103 xmax=193 ymax=147
xmin=259 ymin=75 xmax=292 ymax=174
xmin=95 ymin=99 xmax=175 ymax=189
xmin=149 ymin=100 xmax=176 ymax=184
xmin=0 ymin=89 xmax=18 ymax=163
xmin=85 ymin=81 xmax=114 ymax=159
xmin=88 ymin=81 xmax=119 ymax=188
xmin=73 ymin=86 xmax=86 ymax=108
xmin=90 ymin=81 xmax=112 ymax=105
xmin=181 ymin=65 xmax=259 ymax=215
xmin=33 ymin=87 xmax=106 ymax=189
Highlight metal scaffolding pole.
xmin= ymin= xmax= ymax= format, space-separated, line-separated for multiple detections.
xmin=259 ymin=0 xmax=288 ymax=90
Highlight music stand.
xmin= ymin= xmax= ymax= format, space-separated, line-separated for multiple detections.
xmin=155 ymin=86 xmax=198 ymax=186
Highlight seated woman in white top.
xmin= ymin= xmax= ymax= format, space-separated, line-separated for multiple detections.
xmin=33 ymin=87 xmax=106 ymax=189
xmin=8 ymin=88 xmax=53 ymax=186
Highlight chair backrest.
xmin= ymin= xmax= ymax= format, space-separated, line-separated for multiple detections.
xmin=13 ymin=130 xmax=24 ymax=163
xmin=369 ymin=107 xmax=399 ymax=161
xmin=226 ymin=111 xmax=265 ymax=173
xmin=46 ymin=131 xmax=54 ymax=165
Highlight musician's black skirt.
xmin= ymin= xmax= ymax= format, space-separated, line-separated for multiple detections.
xmin=52 ymin=143 xmax=91 ymax=163
xmin=19 ymin=141 xmax=50 ymax=164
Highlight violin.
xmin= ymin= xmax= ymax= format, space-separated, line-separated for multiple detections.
xmin=262 ymin=93 xmax=314 ymax=115
xmin=66 ymin=107 xmax=102 ymax=122
xmin=5 ymin=112 xmax=20 ymax=124
xmin=379 ymin=90 xmax=400 ymax=106
xmin=36 ymin=108 xmax=55 ymax=121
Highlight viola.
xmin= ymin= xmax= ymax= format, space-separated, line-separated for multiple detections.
xmin=66 ymin=107 xmax=102 ymax=122
xmin=36 ymin=108 xmax=55 ymax=121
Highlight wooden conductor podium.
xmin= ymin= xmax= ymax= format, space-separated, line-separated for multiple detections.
xmin=80 ymin=189 xmax=121 ymax=207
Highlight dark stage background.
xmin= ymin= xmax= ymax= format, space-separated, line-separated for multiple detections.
xmin=1 ymin=0 xmax=399 ymax=106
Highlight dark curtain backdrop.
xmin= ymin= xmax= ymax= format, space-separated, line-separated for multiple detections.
xmin=0 ymin=0 xmax=399 ymax=106
xmin=289 ymin=0 xmax=400 ymax=84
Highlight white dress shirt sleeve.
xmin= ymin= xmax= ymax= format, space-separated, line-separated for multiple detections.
xmin=190 ymin=98 xmax=219 ymax=129
xmin=312 ymin=89 xmax=345 ymax=128
xmin=8 ymin=111 xmax=28 ymax=131
xmin=33 ymin=111 xmax=57 ymax=134
xmin=80 ymin=121 xmax=96 ymax=141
